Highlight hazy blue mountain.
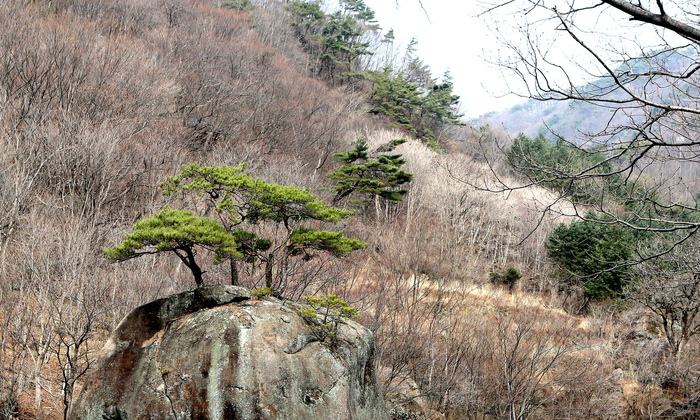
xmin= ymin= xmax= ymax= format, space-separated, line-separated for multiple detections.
xmin=480 ymin=99 xmax=618 ymax=141
xmin=480 ymin=48 xmax=699 ymax=142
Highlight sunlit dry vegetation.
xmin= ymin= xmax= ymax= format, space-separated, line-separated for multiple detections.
xmin=0 ymin=0 xmax=698 ymax=418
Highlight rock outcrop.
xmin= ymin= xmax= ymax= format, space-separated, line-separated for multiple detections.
xmin=71 ymin=285 xmax=386 ymax=420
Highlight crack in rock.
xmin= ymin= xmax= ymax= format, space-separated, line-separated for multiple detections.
xmin=284 ymin=334 xmax=319 ymax=354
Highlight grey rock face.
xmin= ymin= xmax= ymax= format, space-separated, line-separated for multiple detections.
xmin=71 ymin=286 xmax=386 ymax=420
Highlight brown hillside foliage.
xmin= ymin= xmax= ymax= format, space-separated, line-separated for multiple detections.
xmin=0 ymin=1 xmax=697 ymax=419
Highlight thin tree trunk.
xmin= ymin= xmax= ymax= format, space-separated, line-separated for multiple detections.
xmin=184 ymin=247 xmax=203 ymax=287
xmin=374 ymin=194 xmax=380 ymax=220
xmin=35 ymin=375 xmax=41 ymax=409
xmin=230 ymin=259 xmax=239 ymax=286
xmin=265 ymin=253 xmax=274 ymax=289
xmin=280 ymin=247 xmax=290 ymax=293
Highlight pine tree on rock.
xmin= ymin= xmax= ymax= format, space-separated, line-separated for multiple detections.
xmin=104 ymin=209 xmax=240 ymax=287
xmin=163 ymin=164 xmax=366 ymax=293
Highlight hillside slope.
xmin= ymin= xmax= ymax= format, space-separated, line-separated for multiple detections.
xmin=0 ymin=1 xmax=696 ymax=419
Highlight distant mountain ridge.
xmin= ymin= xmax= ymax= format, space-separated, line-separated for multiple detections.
xmin=480 ymin=48 xmax=699 ymax=142
xmin=480 ymin=99 xmax=607 ymax=141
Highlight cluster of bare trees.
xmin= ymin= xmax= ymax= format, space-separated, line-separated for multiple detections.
xmin=0 ymin=0 xmax=364 ymax=417
xmin=630 ymin=234 xmax=700 ymax=356
xmin=357 ymin=258 xmax=617 ymax=419
xmin=0 ymin=0 xmax=698 ymax=418
xmin=478 ymin=0 xmax=700 ymax=234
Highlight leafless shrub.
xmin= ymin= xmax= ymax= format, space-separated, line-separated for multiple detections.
xmin=480 ymin=0 xmax=700 ymax=239
xmin=629 ymin=234 xmax=700 ymax=356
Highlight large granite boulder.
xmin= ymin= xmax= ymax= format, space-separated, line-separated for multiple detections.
xmin=71 ymin=285 xmax=386 ymax=420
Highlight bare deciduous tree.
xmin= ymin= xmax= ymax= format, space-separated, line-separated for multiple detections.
xmin=630 ymin=234 xmax=700 ymax=356
xmin=477 ymin=0 xmax=700 ymax=246
xmin=491 ymin=310 xmax=574 ymax=420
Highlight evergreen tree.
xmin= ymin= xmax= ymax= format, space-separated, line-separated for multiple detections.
xmin=365 ymin=68 xmax=463 ymax=144
xmin=490 ymin=266 xmax=522 ymax=292
xmin=104 ymin=209 xmax=240 ymax=287
xmin=382 ymin=29 xmax=395 ymax=43
xmin=297 ymin=292 xmax=357 ymax=342
xmin=319 ymin=11 xmax=370 ymax=82
xmin=288 ymin=0 xmax=325 ymax=32
xmin=340 ymin=0 xmax=376 ymax=24
xmin=329 ymin=137 xmax=413 ymax=205
xmin=507 ymin=133 xmax=642 ymax=204
xmin=288 ymin=0 xmax=326 ymax=66
xmin=366 ymin=68 xmax=422 ymax=135
xmin=546 ymin=217 xmax=636 ymax=299
xmin=220 ymin=0 xmax=252 ymax=11
xmin=289 ymin=228 xmax=366 ymax=258
xmin=164 ymin=164 xmax=366 ymax=292
xmin=404 ymin=56 xmax=432 ymax=91
xmin=288 ymin=0 xmax=375 ymax=83
xmin=418 ymin=71 xmax=463 ymax=139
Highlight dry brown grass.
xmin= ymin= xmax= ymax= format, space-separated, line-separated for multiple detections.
xmin=0 ymin=1 xmax=696 ymax=419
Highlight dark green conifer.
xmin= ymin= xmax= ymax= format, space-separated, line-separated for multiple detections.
xmin=105 ymin=209 xmax=240 ymax=287
xmin=329 ymin=137 xmax=413 ymax=205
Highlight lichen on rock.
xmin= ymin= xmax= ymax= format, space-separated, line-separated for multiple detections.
xmin=70 ymin=286 xmax=386 ymax=420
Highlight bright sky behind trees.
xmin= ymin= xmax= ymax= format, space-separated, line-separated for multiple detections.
xmin=365 ymin=0 xmax=522 ymax=118
xmin=364 ymin=0 xmax=688 ymax=118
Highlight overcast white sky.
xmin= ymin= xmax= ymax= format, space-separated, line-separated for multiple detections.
xmin=364 ymin=0 xmax=523 ymax=118
xmin=362 ymin=0 xmax=687 ymax=119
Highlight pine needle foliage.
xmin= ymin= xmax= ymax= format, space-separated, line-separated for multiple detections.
xmin=489 ymin=267 xmax=522 ymax=291
xmin=365 ymin=68 xmax=463 ymax=144
xmin=163 ymin=164 xmax=365 ymax=292
xmin=329 ymin=137 xmax=413 ymax=205
xmin=230 ymin=229 xmax=272 ymax=263
xmin=297 ymin=293 xmax=357 ymax=342
xmin=287 ymin=0 xmax=375 ymax=83
xmin=546 ymin=217 xmax=637 ymax=299
xmin=104 ymin=208 xmax=239 ymax=287
xmin=163 ymin=163 xmax=351 ymax=225
xmin=289 ymin=228 xmax=366 ymax=258
xmin=507 ymin=134 xmax=618 ymax=203
xmin=220 ymin=0 xmax=252 ymax=12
